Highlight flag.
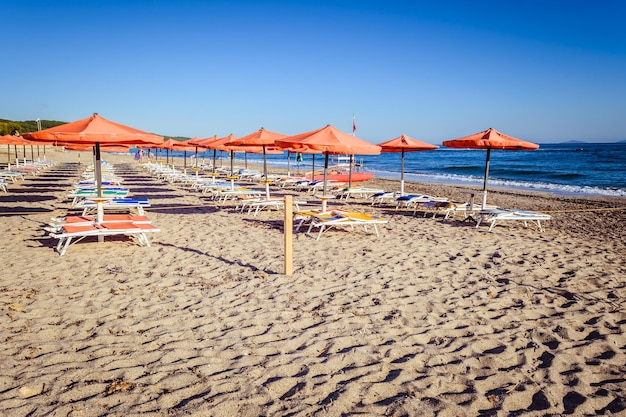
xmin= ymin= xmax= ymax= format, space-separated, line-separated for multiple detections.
xmin=352 ymin=114 xmax=357 ymax=134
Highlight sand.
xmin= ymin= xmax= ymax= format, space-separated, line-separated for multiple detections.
xmin=1 ymin=148 xmax=625 ymax=416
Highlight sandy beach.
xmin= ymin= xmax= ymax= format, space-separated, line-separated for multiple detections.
xmin=1 ymin=148 xmax=625 ymax=416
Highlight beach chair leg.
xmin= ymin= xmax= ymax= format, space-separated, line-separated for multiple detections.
xmin=139 ymin=233 xmax=151 ymax=247
xmin=537 ymin=221 xmax=544 ymax=232
xmin=59 ymin=237 xmax=73 ymax=256
xmin=316 ymin=225 xmax=326 ymax=240
xmin=488 ymin=220 xmax=497 ymax=232
xmin=294 ymin=218 xmax=306 ymax=232
xmin=55 ymin=237 xmax=66 ymax=253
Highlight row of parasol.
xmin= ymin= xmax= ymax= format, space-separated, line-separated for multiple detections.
xmin=19 ymin=113 xmax=539 ymax=213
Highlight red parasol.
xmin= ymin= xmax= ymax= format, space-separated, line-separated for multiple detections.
xmin=24 ymin=113 xmax=163 ymax=223
xmin=276 ymin=125 xmax=381 ymax=211
xmin=376 ymin=134 xmax=439 ymax=196
xmin=442 ymin=127 xmax=539 ymax=208
xmin=229 ymin=128 xmax=287 ymax=199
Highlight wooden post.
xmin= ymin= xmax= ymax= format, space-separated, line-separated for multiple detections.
xmin=284 ymin=195 xmax=293 ymax=275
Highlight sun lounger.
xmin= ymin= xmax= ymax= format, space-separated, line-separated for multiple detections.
xmin=75 ymin=197 xmax=151 ymax=215
xmin=0 ymin=171 xmax=25 ymax=182
xmin=49 ymin=222 xmax=160 ymax=256
xmin=241 ymin=197 xmax=306 ymax=216
xmin=414 ymin=199 xmax=498 ymax=221
xmin=370 ymin=191 xmax=401 ymax=206
xmin=45 ymin=214 xmax=152 ymax=232
xmin=208 ymin=188 xmax=264 ymax=203
xmin=334 ymin=187 xmax=385 ymax=201
xmin=396 ymin=194 xmax=447 ymax=210
xmin=304 ymin=210 xmax=389 ymax=240
xmin=68 ymin=188 xmax=130 ymax=206
xmin=476 ymin=208 xmax=551 ymax=232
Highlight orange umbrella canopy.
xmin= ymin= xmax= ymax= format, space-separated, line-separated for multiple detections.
xmin=63 ymin=144 xmax=131 ymax=153
xmin=377 ymin=134 xmax=439 ymax=152
xmin=23 ymin=114 xmax=163 ymax=197
xmin=205 ymin=134 xmax=239 ymax=149
xmin=0 ymin=135 xmax=37 ymax=145
xmin=229 ymin=127 xmax=287 ymax=146
xmin=23 ymin=113 xmax=163 ymax=146
xmin=376 ymin=134 xmax=439 ymax=195
xmin=276 ymin=125 xmax=381 ymax=204
xmin=189 ymin=135 xmax=219 ymax=148
xmin=442 ymin=127 xmax=539 ymax=150
xmin=442 ymin=127 xmax=540 ymax=208
xmin=157 ymin=139 xmax=197 ymax=152
xmin=275 ymin=124 xmax=381 ymax=155
xmin=229 ymin=128 xmax=288 ymax=197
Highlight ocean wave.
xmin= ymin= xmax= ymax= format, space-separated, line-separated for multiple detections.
xmin=373 ymin=170 xmax=626 ymax=197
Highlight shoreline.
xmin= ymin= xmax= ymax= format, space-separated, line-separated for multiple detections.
xmin=198 ymin=152 xmax=626 ymax=199
xmin=1 ymin=148 xmax=625 ymax=416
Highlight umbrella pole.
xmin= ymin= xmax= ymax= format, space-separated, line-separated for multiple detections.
xmin=230 ymin=150 xmax=235 ymax=190
xmin=348 ymin=154 xmax=353 ymax=189
xmin=212 ymin=149 xmax=217 ymax=183
xmin=401 ymin=148 xmax=405 ymax=196
xmin=482 ymin=148 xmax=491 ymax=209
xmin=263 ymin=145 xmax=270 ymax=199
xmin=94 ymin=143 xmax=105 ymax=242
xmin=322 ymin=151 xmax=329 ymax=212
xmin=311 ymin=154 xmax=315 ymax=181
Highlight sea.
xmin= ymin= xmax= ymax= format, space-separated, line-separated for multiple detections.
xmin=152 ymin=142 xmax=626 ymax=198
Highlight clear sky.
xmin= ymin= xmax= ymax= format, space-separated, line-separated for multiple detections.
xmin=3 ymin=0 xmax=625 ymax=143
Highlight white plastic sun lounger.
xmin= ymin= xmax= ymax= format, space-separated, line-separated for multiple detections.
xmin=45 ymin=214 xmax=152 ymax=233
xmin=476 ymin=208 xmax=551 ymax=232
xmin=49 ymin=222 xmax=160 ymax=256
xmin=305 ymin=211 xmax=389 ymax=240
xmin=75 ymin=197 xmax=151 ymax=215
xmin=334 ymin=187 xmax=385 ymax=201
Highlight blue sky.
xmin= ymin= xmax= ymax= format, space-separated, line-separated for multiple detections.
xmin=3 ymin=0 xmax=625 ymax=143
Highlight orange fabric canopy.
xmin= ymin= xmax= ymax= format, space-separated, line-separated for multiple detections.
xmin=442 ymin=127 xmax=539 ymax=150
xmin=377 ymin=134 xmax=439 ymax=152
xmin=442 ymin=127 xmax=539 ymax=209
xmin=223 ymin=145 xmax=284 ymax=154
xmin=157 ymin=139 xmax=198 ymax=152
xmin=376 ymin=134 xmax=438 ymax=195
xmin=23 ymin=114 xmax=163 ymax=200
xmin=23 ymin=113 xmax=163 ymax=146
xmin=204 ymin=134 xmax=239 ymax=149
xmin=229 ymin=127 xmax=287 ymax=146
xmin=275 ymin=125 xmax=381 ymax=155
xmin=188 ymin=135 xmax=219 ymax=148
xmin=62 ymin=144 xmax=131 ymax=153
xmin=0 ymin=135 xmax=37 ymax=145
